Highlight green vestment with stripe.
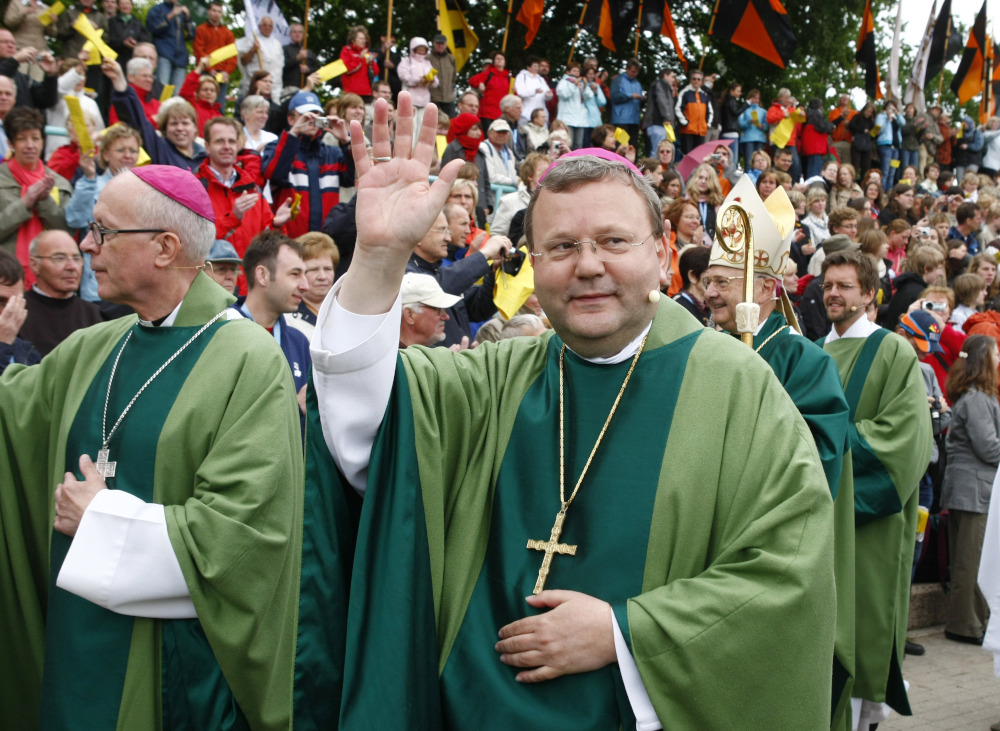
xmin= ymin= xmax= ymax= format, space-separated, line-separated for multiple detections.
xmin=824 ymin=329 xmax=932 ymax=716
xmin=0 ymin=273 xmax=304 ymax=730
xmin=750 ymin=311 xmax=855 ymax=730
xmin=298 ymin=299 xmax=837 ymax=729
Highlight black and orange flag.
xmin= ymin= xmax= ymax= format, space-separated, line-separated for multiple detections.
xmin=924 ymin=0 xmax=963 ymax=86
xmin=950 ymin=0 xmax=987 ymax=104
xmin=641 ymin=1 xmax=688 ymax=70
xmin=497 ymin=0 xmax=545 ymax=47
xmin=709 ymin=0 xmax=797 ymax=69
xmin=582 ymin=0 xmax=635 ymax=53
xmin=856 ymin=0 xmax=882 ymax=99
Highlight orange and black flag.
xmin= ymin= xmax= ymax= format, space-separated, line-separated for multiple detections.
xmin=856 ymin=0 xmax=882 ymax=99
xmin=496 ymin=0 xmax=545 ymax=48
xmin=924 ymin=0 xmax=963 ymax=86
xmin=641 ymin=1 xmax=688 ymax=71
xmin=709 ymin=0 xmax=797 ymax=69
xmin=950 ymin=0 xmax=987 ymax=104
xmin=439 ymin=0 xmax=478 ymax=71
xmin=582 ymin=0 xmax=635 ymax=53
xmin=983 ymin=39 xmax=998 ymax=123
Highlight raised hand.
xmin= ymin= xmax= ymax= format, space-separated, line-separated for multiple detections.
xmin=337 ymin=92 xmax=463 ymax=315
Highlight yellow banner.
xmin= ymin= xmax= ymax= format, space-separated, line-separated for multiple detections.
xmin=73 ymin=13 xmax=117 ymax=60
xmin=315 ymin=59 xmax=348 ymax=83
xmin=613 ymin=127 xmax=630 ymax=146
xmin=63 ymin=95 xmax=94 ymax=156
xmin=38 ymin=0 xmax=65 ymax=27
xmin=159 ymin=84 xmax=175 ymax=101
xmin=493 ymin=248 xmax=535 ymax=320
xmin=82 ymin=30 xmax=105 ymax=65
xmin=207 ymin=43 xmax=238 ymax=67
xmin=769 ymin=116 xmax=794 ymax=149
xmin=137 ymin=146 xmax=151 ymax=166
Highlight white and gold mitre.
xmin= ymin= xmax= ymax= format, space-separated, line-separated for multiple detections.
xmin=708 ymin=175 xmax=796 ymax=279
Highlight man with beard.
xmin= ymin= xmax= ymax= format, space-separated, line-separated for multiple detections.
xmin=821 ymin=247 xmax=932 ymax=731
xmin=704 ymin=176 xmax=853 ymax=728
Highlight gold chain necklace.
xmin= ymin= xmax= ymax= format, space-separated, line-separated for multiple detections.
xmin=754 ymin=324 xmax=789 ymax=353
xmin=526 ymin=334 xmax=648 ymax=594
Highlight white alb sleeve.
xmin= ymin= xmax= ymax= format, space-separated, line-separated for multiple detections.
xmin=56 ymin=489 xmax=197 ymax=618
xmin=612 ymin=613 xmax=663 ymax=730
xmin=310 ymin=279 xmax=402 ymax=494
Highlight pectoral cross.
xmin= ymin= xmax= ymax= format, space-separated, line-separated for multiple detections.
xmin=527 ymin=508 xmax=577 ymax=594
xmin=96 ymin=448 xmax=117 ymax=478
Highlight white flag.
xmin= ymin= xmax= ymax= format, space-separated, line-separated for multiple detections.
xmin=244 ymin=0 xmax=290 ymax=45
xmin=887 ymin=0 xmax=903 ymax=101
xmin=904 ymin=1 xmax=936 ymax=112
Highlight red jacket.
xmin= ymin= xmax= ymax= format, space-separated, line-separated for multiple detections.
xmin=339 ymin=44 xmax=379 ymax=97
xmin=197 ymin=158 xmax=275 ymax=294
xmin=469 ymin=64 xmax=511 ymax=120
xmin=180 ymin=71 xmax=223 ymax=137
xmin=192 ymin=23 xmax=237 ymax=74
xmin=109 ymin=83 xmax=160 ymax=126
xmin=799 ymin=122 xmax=831 ymax=157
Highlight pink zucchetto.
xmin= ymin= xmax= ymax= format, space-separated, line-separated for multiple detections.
xmin=537 ymin=147 xmax=643 ymax=183
xmin=130 ymin=165 xmax=216 ymax=223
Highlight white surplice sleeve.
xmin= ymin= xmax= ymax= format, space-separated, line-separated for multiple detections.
xmin=310 ymin=280 xmax=402 ymax=494
xmin=56 ymin=489 xmax=196 ymax=618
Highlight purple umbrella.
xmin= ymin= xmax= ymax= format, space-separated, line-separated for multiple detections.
xmin=676 ymin=138 xmax=736 ymax=182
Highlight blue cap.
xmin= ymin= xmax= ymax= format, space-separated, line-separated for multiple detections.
xmin=290 ymin=91 xmax=323 ymax=114
xmin=899 ymin=310 xmax=944 ymax=355
xmin=206 ymin=239 xmax=241 ymax=263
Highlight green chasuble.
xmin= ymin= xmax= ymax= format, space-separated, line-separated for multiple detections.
xmin=824 ymin=329 xmax=932 ymax=715
xmin=299 ymin=298 xmax=837 ymax=729
xmin=0 ymin=272 xmax=304 ymax=731
xmin=749 ymin=311 xmax=855 ymax=730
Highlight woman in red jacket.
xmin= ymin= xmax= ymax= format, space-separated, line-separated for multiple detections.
xmin=469 ymin=51 xmax=510 ymax=130
xmin=180 ymin=59 xmax=224 ymax=137
xmin=339 ymin=26 xmax=379 ymax=101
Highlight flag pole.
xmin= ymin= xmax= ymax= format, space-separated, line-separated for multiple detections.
xmin=386 ymin=0 xmax=394 ymax=44
xmin=300 ymin=0 xmax=310 ymax=87
xmin=700 ymin=0 xmax=722 ymax=71
xmin=567 ymin=0 xmax=591 ymax=64
xmin=502 ymin=0 xmax=513 ymax=53
xmin=938 ymin=14 xmax=951 ymax=102
xmin=634 ymin=0 xmax=644 ymax=57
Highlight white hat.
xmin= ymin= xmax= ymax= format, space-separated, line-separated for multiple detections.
xmin=400 ymin=273 xmax=462 ymax=309
xmin=709 ymin=175 xmax=796 ymax=279
xmin=489 ymin=119 xmax=512 ymax=133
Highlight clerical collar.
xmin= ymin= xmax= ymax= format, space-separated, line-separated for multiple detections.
xmin=31 ymin=284 xmax=75 ymax=300
xmin=138 ymin=300 xmax=183 ymax=327
xmin=568 ymin=321 xmax=653 ymax=365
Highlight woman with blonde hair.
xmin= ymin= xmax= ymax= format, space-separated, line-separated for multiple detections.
xmin=942 ymin=334 xmax=1000 ymax=645
xmin=685 ymin=163 xmax=723 ymax=239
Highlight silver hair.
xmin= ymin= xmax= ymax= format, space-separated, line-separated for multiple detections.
xmin=524 ymin=156 xmax=664 ymax=251
xmin=499 ymin=94 xmax=521 ymax=113
xmin=499 ymin=314 xmax=546 ymax=339
xmin=403 ymin=303 xmax=425 ymax=314
xmin=240 ymin=94 xmax=271 ymax=118
xmin=127 ymin=172 xmax=215 ymax=260
xmin=126 ymin=57 xmax=153 ymax=78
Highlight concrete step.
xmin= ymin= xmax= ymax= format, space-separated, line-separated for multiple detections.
xmin=908 ymin=582 xmax=947 ymax=630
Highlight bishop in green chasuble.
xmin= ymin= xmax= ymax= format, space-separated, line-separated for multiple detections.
xmin=706 ymin=176 xmax=856 ymax=730
xmin=298 ymin=298 xmax=838 ymax=729
xmin=0 ymin=272 xmax=304 ymax=730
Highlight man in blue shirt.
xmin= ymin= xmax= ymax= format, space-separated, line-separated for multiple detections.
xmin=948 ymin=203 xmax=983 ymax=256
xmin=609 ymin=59 xmax=643 ymax=152
xmin=145 ymin=0 xmax=195 ymax=92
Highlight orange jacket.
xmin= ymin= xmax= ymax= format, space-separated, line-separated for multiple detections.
xmin=193 ymin=23 xmax=237 ymax=74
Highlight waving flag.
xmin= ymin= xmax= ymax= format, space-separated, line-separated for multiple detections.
xmin=855 ymin=0 xmax=882 ymax=99
xmin=950 ymin=0 xmax=987 ymax=104
xmin=709 ymin=0 xmax=797 ymax=69
xmin=440 ymin=0 xmax=479 ymax=71
xmin=641 ymin=1 xmax=688 ymax=70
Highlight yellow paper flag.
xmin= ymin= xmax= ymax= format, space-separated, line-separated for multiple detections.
xmin=207 ymin=43 xmax=238 ymax=68
xmin=137 ymin=146 xmax=151 ymax=166
xmin=81 ymin=30 xmax=105 ymax=65
xmin=39 ymin=1 xmax=65 ymax=27
xmin=63 ymin=96 xmax=94 ymax=156
xmin=316 ymin=60 xmax=348 ymax=83
xmin=159 ymin=84 xmax=175 ymax=102
xmin=436 ymin=133 xmax=447 ymax=159
xmin=493 ymin=248 xmax=535 ymax=320
xmin=613 ymin=127 xmax=630 ymax=146
xmin=73 ymin=14 xmax=117 ymax=60
xmin=769 ymin=116 xmax=794 ymax=149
